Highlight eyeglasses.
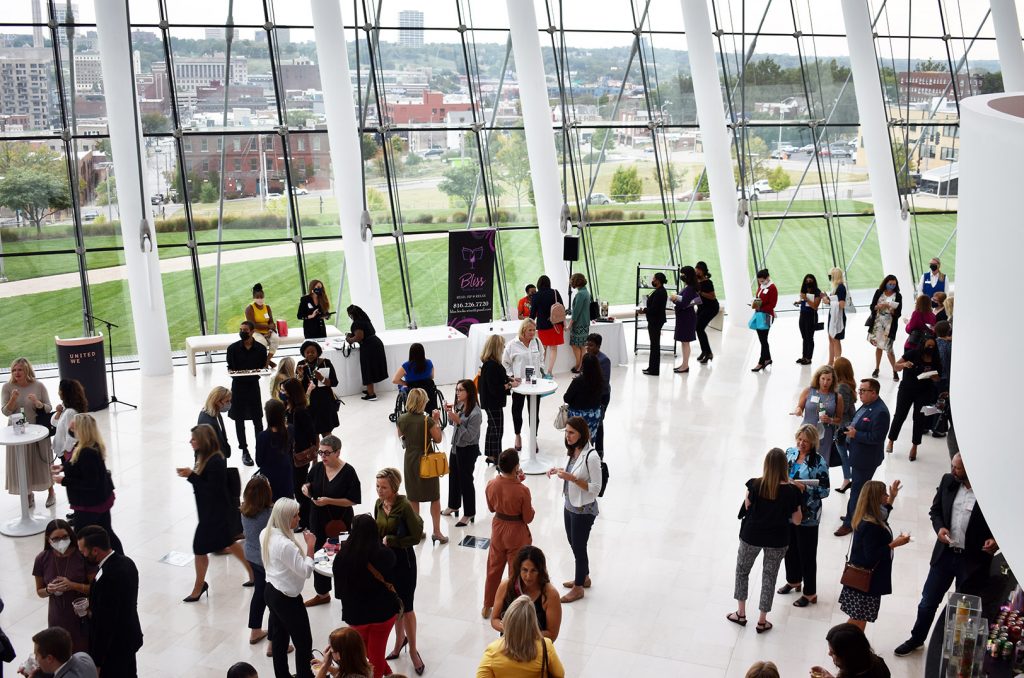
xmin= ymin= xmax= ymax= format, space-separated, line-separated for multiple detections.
xmin=857 ymin=388 xmax=876 ymax=393
xmin=317 ymin=449 xmax=336 ymax=456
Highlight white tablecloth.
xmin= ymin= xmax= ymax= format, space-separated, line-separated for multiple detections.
xmin=463 ymin=319 xmax=629 ymax=376
xmin=323 ymin=325 xmax=469 ymax=397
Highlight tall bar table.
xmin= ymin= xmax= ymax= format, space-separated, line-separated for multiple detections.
xmin=1 ymin=423 xmax=51 ymax=537
xmin=512 ymin=379 xmax=558 ymax=474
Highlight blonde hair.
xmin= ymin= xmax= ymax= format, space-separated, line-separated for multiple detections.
xmin=829 ymin=267 xmax=845 ymax=287
xmin=405 ymin=388 xmax=428 ymax=414
xmin=375 ymin=467 xmax=402 ymax=494
xmin=517 ymin=318 xmax=537 ymax=342
xmin=190 ymin=424 xmax=223 ymax=474
xmin=8 ymin=357 xmax=35 ymax=382
xmin=203 ymin=386 xmax=230 ymax=417
xmin=480 ymin=334 xmax=506 ymax=363
xmin=500 ymin=595 xmax=542 ymax=663
xmin=261 ymin=498 xmax=302 ymax=566
xmin=943 ymin=294 xmax=954 ymax=320
xmin=810 ymin=365 xmax=836 ymax=391
xmin=270 ymin=357 xmax=296 ymax=398
xmin=757 ymin=448 xmax=788 ymax=501
xmin=852 ymin=480 xmax=889 ymax=530
xmin=70 ymin=413 xmax=105 ymax=464
xmin=795 ymin=423 xmax=819 ymax=451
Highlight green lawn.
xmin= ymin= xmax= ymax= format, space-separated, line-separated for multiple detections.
xmin=1 ymin=211 xmax=958 ymax=367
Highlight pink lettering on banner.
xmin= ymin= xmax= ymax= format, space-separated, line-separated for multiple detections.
xmin=459 ymin=272 xmax=486 ymax=289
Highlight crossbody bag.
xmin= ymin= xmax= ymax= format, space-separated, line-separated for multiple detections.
xmin=367 ymin=561 xmax=404 ymax=620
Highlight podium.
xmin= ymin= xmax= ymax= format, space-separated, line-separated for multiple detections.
xmin=55 ymin=335 xmax=109 ymax=411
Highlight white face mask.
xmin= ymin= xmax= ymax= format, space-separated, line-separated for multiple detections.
xmin=50 ymin=538 xmax=71 ymax=554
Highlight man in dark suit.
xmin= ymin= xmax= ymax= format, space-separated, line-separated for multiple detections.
xmin=31 ymin=626 xmax=97 ymax=678
xmin=893 ymin=453 xmax=997 ymax=657
xmin=834 ymin=378 xmax=890 ymax=536
xmin=640 ymin=272 xmax=668 ymax=376
xmin=76 ymin=526 xmax=143 ymax=677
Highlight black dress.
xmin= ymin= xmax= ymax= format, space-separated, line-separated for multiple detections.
xmin=225 ymin=339 xmax=267 ymax=422
xmin=297 ymin=294 xmax=327 ymax=339
xmin=288 ymin=407 xmax=317 ymax=527
xmin=306 ymin=461 xmax=361 ymax=537
xmin=197 ymin=410 xmax=231 ymax=458
xmin=188 ymin=454 xmax=234 ymax=555
xmin=352 ymin=319 xmax=388 ymax=385
xmin=255 ymin=429 xmax=294 ymax=501
xmin=298 ymin=358 xmax=340 ymax=433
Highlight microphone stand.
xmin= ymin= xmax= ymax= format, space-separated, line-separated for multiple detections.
xmin=83 ymin=313 xmax=137 ymax=410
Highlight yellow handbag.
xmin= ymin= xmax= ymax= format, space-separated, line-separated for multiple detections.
xmin=418 ymin=414 xmax=449 ymax=479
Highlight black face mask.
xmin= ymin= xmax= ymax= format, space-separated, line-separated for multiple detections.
xmin=239 ymin=331 xmax=250 ymax=340
xmin=314 ymin=287 xmax=324 ymax=295
xmin=929 ymin=264 xmax=938 ymax=272
xmin=280 ymin=392 xmax=289 ymax=404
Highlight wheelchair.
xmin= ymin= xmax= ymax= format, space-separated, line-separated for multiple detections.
xmin=388 ymin=379 xmax=449 ymax=427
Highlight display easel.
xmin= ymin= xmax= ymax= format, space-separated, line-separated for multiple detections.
xmin=634 ymin=263 xmax=679 ymax=355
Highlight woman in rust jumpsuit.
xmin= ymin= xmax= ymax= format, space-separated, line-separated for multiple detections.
xmin=481 ymin=448 xmax=535 ymax=619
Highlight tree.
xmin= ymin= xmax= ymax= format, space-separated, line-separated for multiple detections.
xmin=438 ymin=161 xmax=479 ymax=209
xmin=360 ymin=134 xmax=379 ymax=163
xmin=589 ymin=128 xmax=616 ymax=153
xmin=660 ymin=163 xmax=684 ymax=192
xmin=692 ymin=171 xmax=709 ymax=196
xmin=496 ymin=131 xmax=531 ymax=210
xmin=915 ymin=58 xmax=948 ymax=72
xmin=980 ymin=71 xmax=1003 ymax=94
xmin=767 ymin=165 xmax=791 ymax=192
xmin=609 ymin=165 xmax=642 ymax=203
xmin=199 ymin=181 xmax=219 ymax=203
xmin=141 ymin=112 xmax=171 ymax=134
xmin=96 ymin=176 xmax=117 ymax=205
xmin=0 ymin=170 xmax=72 ymax=234
xmin=286 ymin=110 xmax=317 ymax=128
xmin=891 ymin=140 xmax=918 ymax=192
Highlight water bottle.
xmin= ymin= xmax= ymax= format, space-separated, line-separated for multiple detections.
xmin=816 ymin=401 xmax=827 ymax=439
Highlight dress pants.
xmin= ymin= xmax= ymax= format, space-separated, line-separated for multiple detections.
xmin=265 ymin=582 xmax=314 ymax=678
xmin=734 ymin=539 xmax=787 ymax=612
xmin=834 ymin=437 xmax=852 ymax=481
xmin=646 ymin=324 xmax=664 ymax=373
xmin=843 ymin=464 xmax=878 ymax=529
xmin=312 ymin=532 xmax=331 ymax=596
xmin=352 ymin=616 xmax=397 ymax=678
xmin=909 ymin=548 xmax=970 ymax=644
xmin=756 ymin=327 xmax=772 ymax=363
xmin=593 ymin=392 xmax=610 ymax=454
xmin=99 ymin=651 xmax=138 ymax=678
xmin=696 ymin=306 xmax=717 ymax=356
xmin=564 ymin=509 xmax=597 ymax=586
xmin=235 ymin=416 xmax=264 ymax=452
xmin=483 ymin=517 xmax=532 ymax=607
xmin=447 ymin=444 xmax=479 ymax=516
xmin=72 ymin=510 xmax=124 ymax=555
xmin=483 ymin=408 xmax=504 ymax=460
xmin=889 ymin=385 xmax=932 ymax=445
xmin=510 ymin=392 xmax=538 ymax=436
xmin=798 ymin=310 xmax=816 ymax=361
xmin=783 ymin=524 xmax=820 ymax=596
xmin=293 ymin=463 xmax=311 ymax=529
xmin=247 ymin=562 xmax=273 ymax=631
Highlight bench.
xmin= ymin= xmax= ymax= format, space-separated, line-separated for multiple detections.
xmin=186 ymin=325 xmax=343 ymax=376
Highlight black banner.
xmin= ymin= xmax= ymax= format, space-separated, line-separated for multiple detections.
xmin=447 ymin=229 xmax=496 ymax=334
xmin=56 ymin=335 xmax=109 ymax=411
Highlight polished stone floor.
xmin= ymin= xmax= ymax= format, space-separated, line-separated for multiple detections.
xmin=0 ymin=314 xmax=951 ymax=677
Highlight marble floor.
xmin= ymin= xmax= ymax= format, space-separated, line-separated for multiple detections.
xmin=0 ymin=313 xmax=953 ymax=677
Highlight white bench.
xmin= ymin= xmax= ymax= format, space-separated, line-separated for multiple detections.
xmin=186 ymin=325 xmax=343 ymax=376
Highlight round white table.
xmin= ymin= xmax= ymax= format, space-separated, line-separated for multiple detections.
xmin=512 ymin=380 xmax=558 ymax=475
xmin=0 ymin=424 xmax=51 ymax=537
xmin=312 ymin=534 xmax=349 ymax=578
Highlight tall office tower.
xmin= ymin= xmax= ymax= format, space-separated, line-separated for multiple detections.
xmin=399 ymin=10 xmax=424 ymax=48
xmin=32 ymin=0 xmax=44 ymax=47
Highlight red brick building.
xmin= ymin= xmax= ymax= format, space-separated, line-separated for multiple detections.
xmin=897 ymin=71 xmax=982 ymax=104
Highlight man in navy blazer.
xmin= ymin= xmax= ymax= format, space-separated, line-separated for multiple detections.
xmin=834 ymin=378 xmax=890 ymax=536
xmin=894 ymin=453 xmax=998 ymax=656
xmin=77 ymin=526 xmax=143 ymax=677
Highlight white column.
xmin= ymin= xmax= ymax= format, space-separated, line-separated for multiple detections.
xmin=990 ymin=0 xmax=1024 ymax=92
xmin=506 ymin=0 xmax=569 ymax=287
xmin=311 ymin=0 xmax=385 ymax=329
xmin=94 ymin=1 xmax=172 ymax=376
xmin=679 ymin=0 xmax=750 ymax=324
xmin=955 ymin=93 xmax=1024 ymax=577
xmin=841 ymin=0 xmax=912 ymax=288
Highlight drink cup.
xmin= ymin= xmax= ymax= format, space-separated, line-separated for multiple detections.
xmin=73 ymin=598 xmax=89 ymax=617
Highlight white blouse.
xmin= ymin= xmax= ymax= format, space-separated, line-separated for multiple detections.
xmin=501 ymin=338 xmax=544 ymax=380
xmin=261 ymin=529 xmax=313 ymax=597
xmin=51 ymin=407 xmax=78 ymax=458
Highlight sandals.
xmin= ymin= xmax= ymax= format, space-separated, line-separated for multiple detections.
xmin=777 ymin=583 xmax=801 ymax=595
xmin=726 ymin=611 xmax=747 ymax=627
xmin=756 ymin=620 xmax=774 ymax=634
xmin=793 ymin=596 xmax=817 ymax=608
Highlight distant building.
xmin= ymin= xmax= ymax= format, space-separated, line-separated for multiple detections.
xmin=0 ymin=47 xmax=53 ymax=130
xmin=399 ymin=10 xmax=425 ymax=48
xmin=74 ymin=52 xmax=103 ymax=92
xmin=855 ymin=100 xmax=961 ymax=174
xmin=279 ymin=57 xmax=321 ymax=91
xmin=153 ymin=54 xmax=248 ymax=105
xmin=204 ymin=27 xmax=240 ymax=41
xmin=897 ymin=71 xmax=982 ymax=105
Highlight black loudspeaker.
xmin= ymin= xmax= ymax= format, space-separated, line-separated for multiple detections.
xmin=562 ymin=236 xmax=579 ymax=261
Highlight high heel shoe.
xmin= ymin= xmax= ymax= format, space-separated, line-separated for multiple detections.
xmin=413 ymin=650 xmax=425 ymax=676
xmin=696 ymin=352 xmax=707 ymax=363
xmin=702 ymin=353 xmax=713 ymax=363
xmin=777 ymin=583 xmax=801 ymax=595
xmin=455 ymin=516 xmax=475 ymax=527
xmin=751 ymin=363 xmax=765 ymax=372
xmin=440 ymin=508 xmax=459 ymax=517
xmin=909 ymin=446 xmax=918 ymax=461
xmin=431 ymin=533 xmax=449 ymax=545
xmin=385 ymin=638 xmax=408 ymax=661
xmin=871 ymin=368 xmax=880 ymax=378
xmin=836 ymin=480 xmax=852 ymax=494
xmin=183 ymin=582 xmax=209 ymax=603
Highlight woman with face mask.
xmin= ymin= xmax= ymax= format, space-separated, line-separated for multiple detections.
xmin=32 ymin=520 xmax=93 ymax=653
xmin=298 ymin=279 xmax=331 ymax=340
xmin=244 ymin=282 xmax=278 ymax=369
xmin=795 ymin=273 xmax=824 ymax=365
xmin=918 ymin=257 xmax=946 ymax=299
xmin=887 ymin=336 xmax=942 ymax=461
xmin=866 ymin=275 xmax=903 ymax=380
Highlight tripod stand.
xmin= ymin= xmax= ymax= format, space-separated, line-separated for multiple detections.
xmin=84 ymin=313 xmax=137 ymax=410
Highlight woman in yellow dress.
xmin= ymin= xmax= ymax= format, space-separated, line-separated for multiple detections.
xmin=245 ymin=282 xmax=278 ymax=368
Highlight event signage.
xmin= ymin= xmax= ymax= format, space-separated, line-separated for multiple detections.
xmin=447 ymin=229 xmax=496 ymax=334
xmin=55 ymin=335 xmax=109 ymax=411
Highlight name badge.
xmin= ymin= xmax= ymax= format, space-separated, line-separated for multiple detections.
xmin=809 ymin=395 xmax=820 ymax=404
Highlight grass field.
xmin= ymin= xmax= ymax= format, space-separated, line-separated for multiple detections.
xmin=1 ymin=208 xmax=957 ymax=367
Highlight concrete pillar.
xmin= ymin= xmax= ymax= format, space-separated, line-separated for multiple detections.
xmin=679 ymin=0 xmax=751 ymax=324
xmin=310 ymin=0 xmax=385 ymax=328
xmin=841 ymin=0 xmax=912 ymax=288
xmin=990 ymin=0 xmax=1024 ymax=92
xmin=94 ymin=0 xmax=172 ymax=375
xmin=506 ymin=0 xmax=570 ymax=288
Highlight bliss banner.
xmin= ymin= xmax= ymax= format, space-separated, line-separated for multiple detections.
xmin=447 ymin=229 xmax=496 ymax=334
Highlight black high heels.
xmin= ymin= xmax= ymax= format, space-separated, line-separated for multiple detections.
xmin=385 ymin=638 xmax=408 ymax=661
xmin=455 ymin=516 xmax=475 ymax=527
xmin=413 ymin=651 xmax=425 ymax=676
xmin=183 ymin=581 xmax=209 ymax=603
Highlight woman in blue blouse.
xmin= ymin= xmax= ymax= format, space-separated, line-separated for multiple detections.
xmin=839 ymin=479 xmax=910 ymax=630
xmin=392 ymin=343 xmax=437 ymax=412
xmin=777 ymin=424 xmax=830 ymax=608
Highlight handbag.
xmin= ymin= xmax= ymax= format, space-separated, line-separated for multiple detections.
xmin=554 ymin=404 xmax=569 ymax=430
xmin=276 ymin=319 xmax=289 ymax=337
xmin=367 ymin=561 xmax=404 ymax=619
xmin=37 ymin=406 xmax=57 ymax=437
xmin=293 ymin=442 xmax=317 ymax=468
xmin=418 ymin=415 xmax=449 ymax=479
xmin=320 ymin=470 xmax=348 ymax=538
xmin=747 ymin=311 xmax=770 ymax=331
xmin=839 ymin=535 xmax=874 ymax=593
xmin=0 ymin=625 xmax=14 ymax=663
